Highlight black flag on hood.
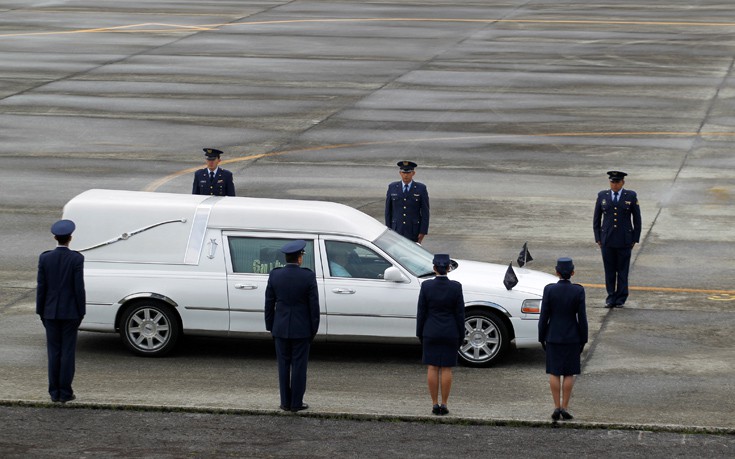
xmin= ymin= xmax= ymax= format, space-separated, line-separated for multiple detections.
xmin=517 ymin=242 xmax=533 ymax=267
xmin=503 ymin=262 xmax=518 ymax=290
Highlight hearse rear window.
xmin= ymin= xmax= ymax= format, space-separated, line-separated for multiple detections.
xmin=228 ymin=237 xmax=315 ymax=274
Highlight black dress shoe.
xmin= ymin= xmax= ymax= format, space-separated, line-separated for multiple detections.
xmin=431 ymin=404 xmax=440 ymax=415
xmin=439 ymin=405 xmax=449 ymax=415
xmin=614 ymin=304 xmax=624 ymax=308
xmin=560 ymin=409 xmax=574 ymax=420
xmin=290 ymin=403 xmax=309 ymax=412
xmin=279 ymin=405 xmax=289 ymax=411
xmin=60 ymin=394 xmax=76 ymax=403
xmin=604 ymin=303 xmax=614 ymax=308
xmin=51 ymin=398 xmax=60 ymax=403
xmin=551 ymin=408 xmax=562 ymax=421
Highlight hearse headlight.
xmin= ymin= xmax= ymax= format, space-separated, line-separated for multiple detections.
xmin=521 ymin=299 xmax=541 ymax=314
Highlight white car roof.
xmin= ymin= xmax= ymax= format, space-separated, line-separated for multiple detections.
xmin=208 ymin=194 xmax=385 ymax=238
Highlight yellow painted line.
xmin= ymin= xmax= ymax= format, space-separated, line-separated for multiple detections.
xmin=4 ymin=17 xmax=735 ymax=38
xmin=143 ymin=143 xmax=357 ymax=192
xmin=581 ymin=283 xmax=735 ymax=296
xmin=0 ymin=23 xmax=217 ymax=38
xmin=707 ymin=294 xmax=735 ymax=301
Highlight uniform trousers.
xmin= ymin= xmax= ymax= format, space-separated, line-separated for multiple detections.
xmin=601 ymin=246 xmax=632 ymax=305
xmin=43 ymin=318 xmax=82 ymax=401
xmin=273 ymin=337 xmax=311 ymax=409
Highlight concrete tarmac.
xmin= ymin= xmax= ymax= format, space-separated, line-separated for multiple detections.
xmin=1 ymin=0 xmax=734 ymax=455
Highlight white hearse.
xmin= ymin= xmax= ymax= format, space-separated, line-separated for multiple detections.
xmin=63 ymin=189 xmax=556 ymax=367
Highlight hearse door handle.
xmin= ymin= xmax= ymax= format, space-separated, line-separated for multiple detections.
xmin=332 ymin=288 xmax=356 ymax=294
xmin=235 ymin=284 xmax=258 ymax=290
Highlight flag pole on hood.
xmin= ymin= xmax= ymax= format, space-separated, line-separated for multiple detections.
xmin=517 ymin=241 xmax=533 ymax=268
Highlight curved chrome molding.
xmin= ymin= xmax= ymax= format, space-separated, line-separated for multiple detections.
xmin=465 ymin=300 xmax=512 ymax=317
xmin=118 ymin=292 xmax=179 ymax=309
xmin=78 ymin=219 xmax=187 ymax=252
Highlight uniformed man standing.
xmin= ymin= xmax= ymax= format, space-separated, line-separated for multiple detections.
xmin=192 ymin=148 xmax=236 ymax=196
xmin=593 ymin=170 xmax=642 ymax=308
xmin=385 ymin=161 xmax=430 ymax=243
xmin=264 ymin=240 xmax=320 ymax=412
xmin=37 ymin=219 xmax=86 ymax=403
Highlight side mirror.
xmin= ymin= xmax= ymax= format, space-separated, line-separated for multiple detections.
xmin=383 ymin=266 xmax=408 ymax=283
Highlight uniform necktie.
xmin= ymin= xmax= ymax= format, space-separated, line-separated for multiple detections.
xmin=403 ymin=184 xmax=409 ymax=194
xmin=613 ymin=191 xmax=619 ymax=203
xmin=209 ymin=171 xmax=215 ymax=182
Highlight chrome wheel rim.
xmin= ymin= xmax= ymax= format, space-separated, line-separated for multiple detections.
xmin=126 ymin=307 xmax=171 ymax=351
xmin=460 ymin=316 xmax=500 ymax=363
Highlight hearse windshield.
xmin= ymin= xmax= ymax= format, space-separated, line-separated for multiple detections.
xmin=373 ymin=230 xmax=436 ymax=277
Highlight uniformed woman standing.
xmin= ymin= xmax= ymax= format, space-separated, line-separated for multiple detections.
xmin=416 ymin=254 xmax=465 ymax=415
xmin=538 ymin=257 xmax=588 ymax=421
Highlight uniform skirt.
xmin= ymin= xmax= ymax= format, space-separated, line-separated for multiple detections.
xmin=545 ymin=343 xmax=581 ymax=376
xmin=422 ymin=337 xmax=459 ymax=367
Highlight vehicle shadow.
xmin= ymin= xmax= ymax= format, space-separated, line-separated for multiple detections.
xmin=77 ymin=332 xmax=419 ymax=363
xmin=77 ymin=332 xmax=544 ymax=368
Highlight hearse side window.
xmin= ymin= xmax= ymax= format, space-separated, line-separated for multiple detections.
xmin=229 ymin=237 xmax=315 ymax=274
xmin=325 ymin=241 xmax=392 ymax=279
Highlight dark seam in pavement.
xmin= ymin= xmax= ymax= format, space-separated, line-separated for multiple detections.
xmin=0 ymin=287 xmax=34 ymax=311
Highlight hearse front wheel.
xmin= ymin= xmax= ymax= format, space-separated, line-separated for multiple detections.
xmin=459 ymin=310 xmax=509 ymax=367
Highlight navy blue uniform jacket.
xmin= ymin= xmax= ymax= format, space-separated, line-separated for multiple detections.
xmin=192 ymin=168 xmax=236 ymax=196
xmin=593 ymin=188 xmax=641 ymax=248
xmin=385 ymin=181 xmax=430 ymax=241
xmin=265 ymin=265 xmax=320 ymax=339
xmin=538 ymin=280 xmax=588 ymax=345
xmin=36 ymin=247 xmax=86 ymax=320
xmin=416 ymin=276 xmax=465 ymax=346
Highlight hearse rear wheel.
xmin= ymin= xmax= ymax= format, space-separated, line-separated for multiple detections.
xmin=120 ymin=301 xmax=180 ymax=356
